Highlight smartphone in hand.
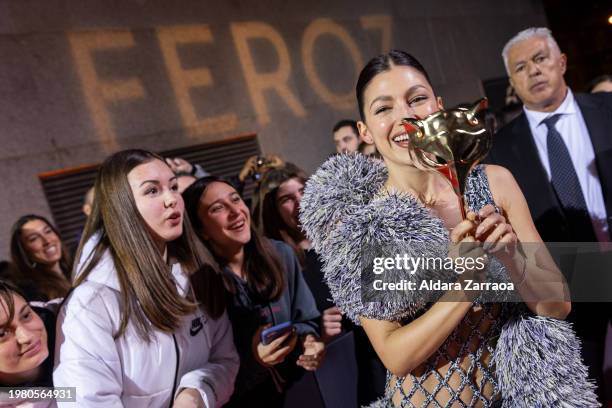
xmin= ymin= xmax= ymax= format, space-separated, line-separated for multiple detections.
xmin=260 ymin=321 xmax=294 ymax=345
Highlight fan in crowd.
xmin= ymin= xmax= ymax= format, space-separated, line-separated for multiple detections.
xmin=9 ymin=215 xmax=72 ymax=302
xmin=53 ymin=149 xmax=239 ymax=407
xmin=252 ymin=164 xmax=387 ymax=405
xmin=0 ymin=280 xmax=57 ymax=407
xmin=183 ymin=176 xmax=324 ymax=407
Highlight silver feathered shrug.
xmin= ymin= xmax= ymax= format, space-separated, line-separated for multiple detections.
xmin=299 ymin=153 xmax=599 ymax=408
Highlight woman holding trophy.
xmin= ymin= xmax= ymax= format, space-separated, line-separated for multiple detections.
xmin=300 ymin=50 xmax=599 ymax=407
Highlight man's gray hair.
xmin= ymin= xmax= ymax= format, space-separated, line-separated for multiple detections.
xmin=502 ymin=27 xmax=561 ymax=75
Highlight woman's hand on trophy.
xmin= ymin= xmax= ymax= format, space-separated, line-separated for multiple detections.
xmin=449 ymin=210 xmax=478 ymax=243
xmin=474 ymin=204 xmax=518 ymax=263
xmin=449 ymin=211 xmax=488 ymax=298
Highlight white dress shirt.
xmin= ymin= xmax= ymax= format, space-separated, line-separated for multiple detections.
xmin=524 ymin=89 xmax=609 ymax=242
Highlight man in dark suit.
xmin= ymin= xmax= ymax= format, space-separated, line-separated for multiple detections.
xmin=487 ymin=27 xmax=612 ymax=402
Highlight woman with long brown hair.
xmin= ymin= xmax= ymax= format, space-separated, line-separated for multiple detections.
xmin=252 ymin=164 xmax=309 ymax=264
xmin=183 ymin=176 xmax=324 ymax=407
xmin=10 ymin=215 xmax=72 ymax=301
xmin=253 ymin=165 xmax=345 ymax=341
xmin=53 ymin=149 xmax=238 ymax=407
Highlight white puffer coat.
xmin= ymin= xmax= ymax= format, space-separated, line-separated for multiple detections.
xmin=53 ymin=237 xmax=239 ymax=407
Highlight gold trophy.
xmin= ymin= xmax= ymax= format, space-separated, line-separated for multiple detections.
xmin=401 ymin=98 xmax=491 ymax=219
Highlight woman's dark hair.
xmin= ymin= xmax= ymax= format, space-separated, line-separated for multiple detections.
xmin=332 ymin=119 xmax=359 ymax=135
xmin=0 ymin=280 xmax=29 ymax=329
xmin=587 ymin=74 xmax=612 ymax=93
xmin=9 ymin=215 xmax=72 ymax=301
xmin=0 ymin=261 xmax=14 ymax=281
xmin=183 ymin=176 xmax=286 ymax=302
xmin=356 ymin=50 xmax=432 ymax=120
xmin=0 ymin=279 xmax=55 ymax=387
xmin=251 ymin=164 xmax=308 ymax=265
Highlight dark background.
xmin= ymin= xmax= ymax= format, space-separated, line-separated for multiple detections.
xmin=543 ymin=0 xmax=612 ymax=91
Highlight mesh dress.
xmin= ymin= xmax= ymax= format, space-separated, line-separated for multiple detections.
xmin=386 ymin=303 xmax=510 ymax=407
xmin=384 ymin=166 xmax=509 ymax=408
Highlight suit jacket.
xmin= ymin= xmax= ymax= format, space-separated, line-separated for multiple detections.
xmin=487 ymin=93 xmax=612 ymax=339
xmin=486 ymin=92 xmax=612 ymax=243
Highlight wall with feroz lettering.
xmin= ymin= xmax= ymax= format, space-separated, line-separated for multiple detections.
xmin=0 ymin=0 xmax=547 ymax=256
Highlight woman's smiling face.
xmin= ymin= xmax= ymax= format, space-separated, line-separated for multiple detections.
xmin=275 ymin=177 xmax=305 ymax=234
xmin=358 ymin=64 xmax=442 ymax=168
xmin=19 ymin=219 xmax=62 ymax=268
xmin=197 ymin=181 xmax=251 ymax=253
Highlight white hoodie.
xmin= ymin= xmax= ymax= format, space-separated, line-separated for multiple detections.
xmin=53 ymin=237 xmax=239 ymax=407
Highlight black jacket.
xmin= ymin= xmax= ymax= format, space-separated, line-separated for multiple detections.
xmin=486 ymin=92 xmax=612 ymax=340
xmin=486 ymin=92 xmax=612 ymax=243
